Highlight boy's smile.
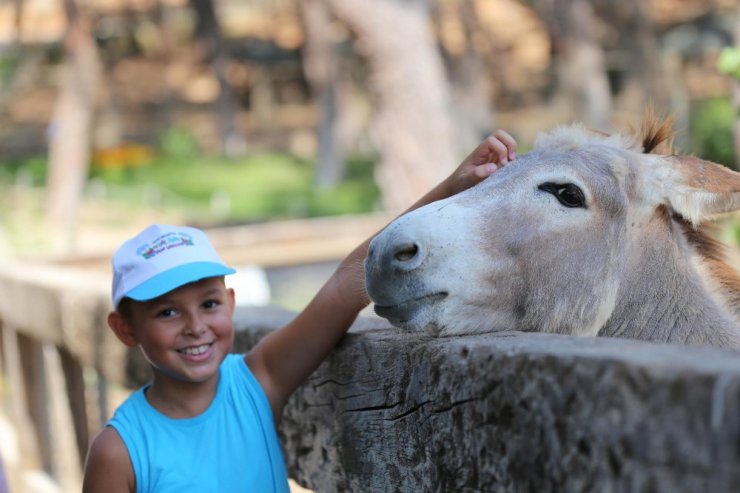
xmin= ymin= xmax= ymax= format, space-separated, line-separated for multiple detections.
xmin=178 ymin=342 xmax=215 ymax=358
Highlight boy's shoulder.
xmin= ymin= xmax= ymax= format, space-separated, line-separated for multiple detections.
xmin=89 ymin=426 xmax=129 ymax=463
xmin=83 ymin=426 xmax=134 ymax=491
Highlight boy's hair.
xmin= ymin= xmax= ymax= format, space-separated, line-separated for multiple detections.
xmin=116 ymin=296 xmax=135 ymax=322
xmin=111 ymin=224 xmax=235 ymax=308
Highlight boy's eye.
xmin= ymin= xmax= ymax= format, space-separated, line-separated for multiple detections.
xmin=157 ymin=308 xmax=177 ymax=318
xmin=203 ymin=299 xmax=220 ymax=310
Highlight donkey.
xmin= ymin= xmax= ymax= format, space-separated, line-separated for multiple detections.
xmin=364 ymin=117 xmax=740 ymax=349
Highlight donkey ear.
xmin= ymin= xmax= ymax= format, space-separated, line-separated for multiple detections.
xmin=662 ymin=156 xmax=740 ymax=225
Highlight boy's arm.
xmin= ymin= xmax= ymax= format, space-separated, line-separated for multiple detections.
xmin=246 ymin=130 xmax=517 ymax=419
xmin=82 ymin=427 xmax=135 ymax=493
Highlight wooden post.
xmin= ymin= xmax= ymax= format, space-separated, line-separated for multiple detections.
xmin=17 ymin=333 xmax=51 ymax=475
xmin=42 ymin=343 xmax=82 ymax=491
xmin=0 ymin=325 xmax=42 ymax=471
xmin=58 ymin=346 xmax=90 ymax=466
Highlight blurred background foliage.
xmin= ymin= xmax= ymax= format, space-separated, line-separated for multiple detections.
xmin=690 ymin=96 xmax=735 ymax=166
xmin=85 ymin=127 xmax=380 ymax=222
xmin=0 ymin=0 xmax=738 ymax=255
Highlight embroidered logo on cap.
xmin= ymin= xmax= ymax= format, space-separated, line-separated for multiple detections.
xmin=136 ymin=232 xmax=195 ymax=260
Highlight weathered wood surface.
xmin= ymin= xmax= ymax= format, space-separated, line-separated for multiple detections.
xmin=232 ymin=307 xmax=740 ymax=493
xmin=0 ymin=260 xmax=115 ymax=377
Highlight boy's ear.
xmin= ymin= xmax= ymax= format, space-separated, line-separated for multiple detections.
xmin=227 ymin=288 xmax=236 ymax=315
xmin=107 ymin=311 xmax=139 ymax=347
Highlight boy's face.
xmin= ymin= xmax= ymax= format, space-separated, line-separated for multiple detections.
xmin=114 ymin=276 xmax=236 ymax=385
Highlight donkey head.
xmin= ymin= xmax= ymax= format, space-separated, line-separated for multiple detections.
xmin=364 ymin=119 xmax=740 ymax=345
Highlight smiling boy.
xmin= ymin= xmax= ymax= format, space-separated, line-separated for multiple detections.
xmin=81 ymin=130 xmax=517 ymax=492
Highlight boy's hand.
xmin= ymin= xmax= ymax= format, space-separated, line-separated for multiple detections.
xmin=447 ymin=129 xmax=517 ymax=195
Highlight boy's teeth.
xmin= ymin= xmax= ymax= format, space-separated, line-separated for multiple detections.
xmin=181 ymin=343 xmax=210 ymax=355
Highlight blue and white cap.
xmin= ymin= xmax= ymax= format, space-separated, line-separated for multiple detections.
xmin=111 ymin=224 xmax=236 ymax=308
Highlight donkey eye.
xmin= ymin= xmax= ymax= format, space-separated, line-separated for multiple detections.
xmin=538 ymin=182 xmax=586 ymax=208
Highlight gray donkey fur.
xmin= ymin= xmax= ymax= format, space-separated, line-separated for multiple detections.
xmin=365 ymin=117 xmax=740 ymax=349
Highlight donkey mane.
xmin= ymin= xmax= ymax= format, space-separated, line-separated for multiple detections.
xmin=680 ymin=219 xmax=740 ymax=318
xmin=637 ymin=114 xmax=740 ymax=319
xmin=639 ymin=113 xmax=675 ymax=154
xmin=535 ymin=112 xmax=674 ymax=155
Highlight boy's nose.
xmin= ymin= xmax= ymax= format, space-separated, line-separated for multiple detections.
xmin=184 ymin=316 xmax=207 ymax=336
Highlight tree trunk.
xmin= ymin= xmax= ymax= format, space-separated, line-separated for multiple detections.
xmin=447 ymin=0 xmax=496 ymax=154
xmin=619 ymin=0 xmax=685 ymax=145
xmin=325 ymin=0 xmax=456 ymax=213
xmin=631 ymin=0 xmax=669 ymax=109
xmin=300 ymin=0 xmax=345 ymax=188
xmin=189 ymin=0 xmax=246 ymax=157
xmin=733 ymin=7 xmax=740 ymax=169
xmin=540 ymin=0 xmax=613 ymax=130
xmin=12 ymin=0 xmax=23 ymax=45
xmin=45 ymin=2 xmax=101 ymax=252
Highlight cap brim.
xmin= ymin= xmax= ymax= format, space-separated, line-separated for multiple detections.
xmin=125 ymin=261 xmax=236 ymax=302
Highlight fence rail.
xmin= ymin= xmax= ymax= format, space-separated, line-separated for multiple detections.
xmin=231 ymin=307 xmax=740 ymax=493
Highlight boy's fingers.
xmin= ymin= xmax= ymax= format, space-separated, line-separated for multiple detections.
xmin=483 ymin=136 xmax=509 ymax=165
xmin=491 ymin=129 xmax=517 ymax=161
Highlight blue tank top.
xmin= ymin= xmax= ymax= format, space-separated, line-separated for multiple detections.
xmin=108 ymin=354 xmax=290 ymax=493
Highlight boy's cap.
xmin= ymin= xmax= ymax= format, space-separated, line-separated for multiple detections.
xmin=111 ymin=224 xmax=236 ymax=308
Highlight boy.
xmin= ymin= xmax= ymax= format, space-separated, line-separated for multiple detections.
xmin=82 ymin=131 xmax=517 ymax=492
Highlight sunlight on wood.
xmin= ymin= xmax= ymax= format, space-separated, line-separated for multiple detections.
xmin=289 ymin=478 xmax=314 ymax=493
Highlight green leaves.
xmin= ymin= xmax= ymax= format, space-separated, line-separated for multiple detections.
xmin=717 ymin=46 xmax=740 ymax=80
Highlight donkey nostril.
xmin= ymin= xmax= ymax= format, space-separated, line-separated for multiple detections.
xmin=394 ymin=243 xmax=419 ymax=262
